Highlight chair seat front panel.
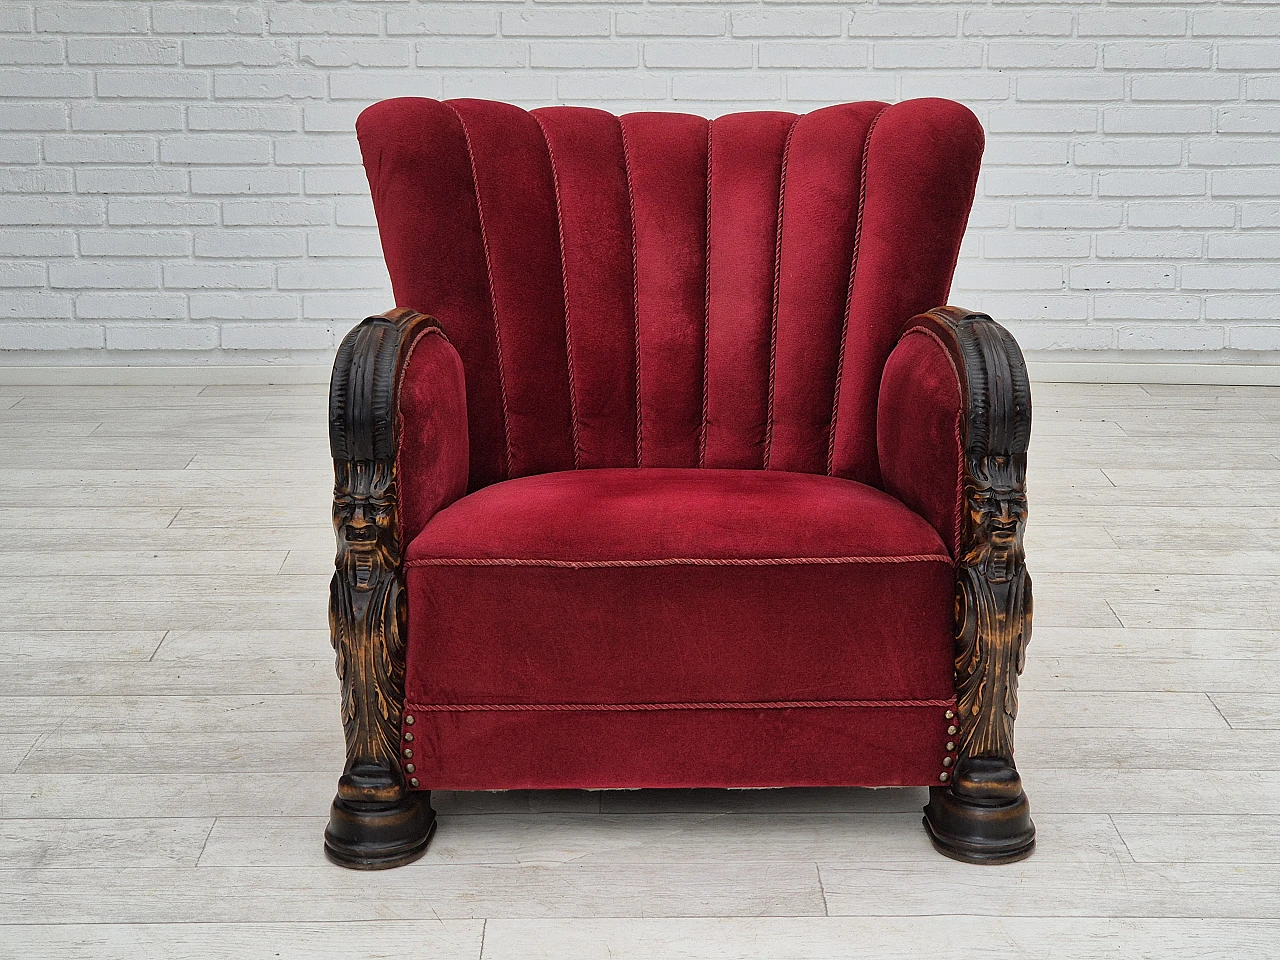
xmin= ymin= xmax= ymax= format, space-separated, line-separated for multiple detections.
xmin=402 ymin=468 xmax=957 ymax=789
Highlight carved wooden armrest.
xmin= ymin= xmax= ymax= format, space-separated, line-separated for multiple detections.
xmin=896 ymin=306 xmax=1037 ymax=864
xmin=323 ymin=307 xmax=450 ymax=870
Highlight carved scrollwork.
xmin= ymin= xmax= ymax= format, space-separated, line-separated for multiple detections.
xmin=917 ymin=306 xmax=1036 ymax=864
xmin=913 ymin=307 xmax=1033 ymax=771
xmin=328 ymin=308 xmax=440 ymax=807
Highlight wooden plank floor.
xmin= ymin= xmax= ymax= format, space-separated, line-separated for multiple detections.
xmin=2 ymin=380 xmax=1279 ymax=959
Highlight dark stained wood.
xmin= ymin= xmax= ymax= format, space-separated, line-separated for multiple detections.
xmin=916 ymin=306 xmax=1037 ymax=864
xmin=324 ymin=308 xmax=439 ymax=870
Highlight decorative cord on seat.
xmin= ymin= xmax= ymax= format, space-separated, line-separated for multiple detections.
xmin=406 ymin=698 xmax=956 ymax=713
xmin=405 ymin=553 xmax=952 ymax=568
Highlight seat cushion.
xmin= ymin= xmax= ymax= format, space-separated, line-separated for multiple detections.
xmin=401 ymin=468 xmax=958 ymax=790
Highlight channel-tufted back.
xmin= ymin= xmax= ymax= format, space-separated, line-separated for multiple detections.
xmin=358 ymin=97 xmax=983 ymax=494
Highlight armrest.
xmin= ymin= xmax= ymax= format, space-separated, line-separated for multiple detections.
xmin=324 ymin=307 xmax=466 ymax=867
xmin=887 ymin=306 xmax=1037 ymax=860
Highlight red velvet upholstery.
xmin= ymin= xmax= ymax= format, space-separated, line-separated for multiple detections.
xmin=404 ymin=468 xmax=956 ymax=789
xmin=357 ymin=97 xmax=985 ymax=792
xmin=358 ymin=97 xmax=983 ymax=495
xmin=877 ymin=325 xmax=966 ymax=558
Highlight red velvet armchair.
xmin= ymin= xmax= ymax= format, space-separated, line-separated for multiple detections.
xmin=324 ymin=97 xmax=1035 ymax=869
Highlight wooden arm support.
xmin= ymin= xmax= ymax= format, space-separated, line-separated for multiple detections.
xmin=324 ymin=307 xmax=441 ymax=869
xmin=912 ymin=306 xmax=1037 ymax=864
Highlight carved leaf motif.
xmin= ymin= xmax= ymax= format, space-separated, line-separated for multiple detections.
xmin=326 ymin=311 xmax=439 ymax=796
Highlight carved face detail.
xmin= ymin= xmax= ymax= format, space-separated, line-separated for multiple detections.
xmin=966 ymin=454 xmax=1027 ymax=580
xmin=335 ymin=491 xmax=394 ymax=551
xmin=333 ymin=460 xmax=398 ymax=586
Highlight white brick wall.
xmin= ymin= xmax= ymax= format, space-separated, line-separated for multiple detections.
xmin=3 ymin=1 xmax=1280 ymax=364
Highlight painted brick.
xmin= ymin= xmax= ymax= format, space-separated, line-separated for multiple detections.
xmin=190 ymin=293 xmax=299 ymax=321
xmin=0 ymin=296 xmax=76 ymax=321
xmin=757 ymin=42 xmax=868 ymax=69
xmin=76 ymin=293 xmax=185 ymax=319
xmin=0 ymin=231 xmax=77 ymax=257
xmin=964 ymin=10 xmax=1073 ymax=38
xmin=987 ymin=42 xmax=1097 ymax=69
xmin=298 ymin=40 xmax=411 ymax=68
xmin=96 ymin=70 xmax=210 ymax=101
xmin=1074 ymin=140 xmax=1184 ymax=167
xmin=1102 ymin=106 xmax=1213 ymax=134
xmin=4 ymin=0 xmax=1280 ymax=363
xmin=107 ymin=324 xmax=220 ymax=351
xmin=731 ymin=12 xmax=842 ymax=38
xmin=70 ymin=104 xmax=182 ymax=132
xmin=1095 ymin=234 xmax=1203 ymax=260
xmin=190 ymin=168 xmax=300 ymax=195
xmin=644 ymin=42 xmax=753 ymax=70
xmin=787 ymin=73 xmax=896 ymax=103
xmin=188 ymin=105 xmax=300 ymax=133
xmin=0 ymin=137 xmax=41 ymax=163
xmin=77 ymin=168 xmax=187 ymax=195
xmin=220 ymin=322 xmax=335 ymax=350
xmin=0 ymin=198 xmax=105 ymax=225
xmin=152 ymin=5 xmax=263 ymax=35
xmin=1097 ymin=171 xmax=1207 ymax=197
xmin=1128 ymin=203 xmax=1236 ymax=229
xmin=1114 ymin=325 xmax=1225 ymax=351
xmin=160 ymin=136 xmax=271 ymax=166
xmin=35 ymin=4 xmax=148 ymax=35
xmin=530 ymin=42 xmax=640 ymax=69
xmin=386 ymin=8 xmax=496 ymax=37
xmin=0 ymin=103 xmax=66 ymax=131
xmin=165 ymin=263 xmax=273 ymax=290
xmin=557 ymin=73 xmax=668 ymax=100
xmin=501 ymin=11 xmax=611 ymax=37
xmin=0 ymin=69 xmax=92 ymax=97
xmin=66 ymin=38 xmax=178 ymax=65
xmin=1078 ymin=11 xmax=1187 ymax=37
xmin=0 ymin=321 xmax=101 ymax=347
xmin=49 ymin=262 xmax=158 ymax=290
xmin=1070 ymin=265 xmax=1176 ymax=291
xmin=1182 ymin=264 xmax=1280 ymax=291
xmin=182 ymin=39 xmax=293 ymax=67
xmin=265 ymin=4 xmax=379 ymax=36
xmin=1016 ymin=75 xmax=1124 ymax=102
xmin=1102 ymin=42 xmax=1213 ymax=70
xmin=195 ymin=230 xmax=306 ymax=260
xmin=214 ymin=72 xmax=326 ymax=101
xmin=328 ymin=72 xmax=442 ymax=102
xmin=80 ymin=231 xmax=190 ymax=258
xmin=616 ymin=12 xmax=726 ymax=37
xmin=1093 ymin=295 xmax=1202 ymax=322
xmin=873 ymin=42 xmax=983 ymax=69
xmin=852 ymin=10 xmax=958 ymax=38
xmin=1207 ymin=234 xmax=1280 ymax=260
xmin=45 ymin=135 xmax=156 ymax=164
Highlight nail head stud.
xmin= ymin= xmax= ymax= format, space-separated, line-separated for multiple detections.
xmin=939 ymin=772 xmax=950 ymax=782
xmin=942 ymin=757 xmax=953 ymax=767
xmin=946 ymin=742 xmax=955 ymax=752
xmin=945 ymin=710 xmax=955 ymax=720
xmin=403 ymin=748 xmax=413 ymax=758
xmin=404 ymin=715 xmax=415 ymax=725
xmin=409 ymin=777 xmax=419 ymax=788
xmin=404 ymin=732 xmax=414 ymax=742
xmin=947 ymin=725 xmax=958 ymax=735
xmin=405 ymin=763 xmax=415 ymax=773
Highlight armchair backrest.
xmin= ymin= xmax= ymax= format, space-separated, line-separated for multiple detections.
xmin=358 ymin=97 xmax=983 ymax=493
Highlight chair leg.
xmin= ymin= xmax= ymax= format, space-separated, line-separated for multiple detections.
xmin=922 ymin=756 xmax=1035 ymax=864
xmin=324 ymin=769 xmax=436 ymax=870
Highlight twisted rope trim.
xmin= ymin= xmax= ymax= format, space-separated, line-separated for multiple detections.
xmin=406 ymin=553 xmax=952 ymax=569
xmin=406 ymin=698 xmax=955 ymax=713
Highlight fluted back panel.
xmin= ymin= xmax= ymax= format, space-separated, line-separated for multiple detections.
xmin=359 ymin=97 xmax=983 ymax=493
